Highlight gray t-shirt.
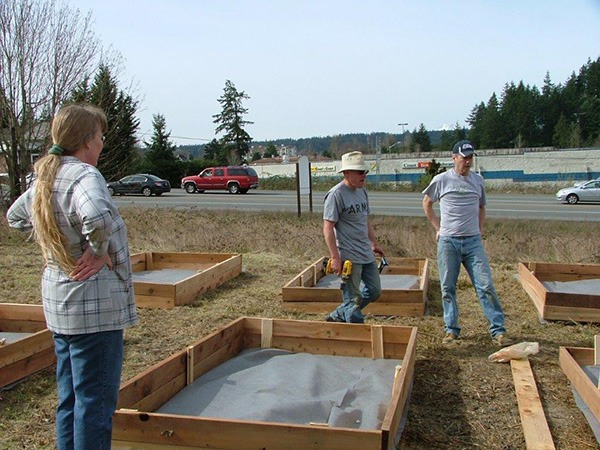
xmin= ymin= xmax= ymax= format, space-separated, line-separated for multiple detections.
xmin=323 ymin=182 xmax=375 ymax=264
xmin=422 ymin=169 xmax=486 ymax=237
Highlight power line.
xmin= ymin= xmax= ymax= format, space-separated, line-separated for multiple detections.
xmin=137 ymin=131 xmax=213 ymax=142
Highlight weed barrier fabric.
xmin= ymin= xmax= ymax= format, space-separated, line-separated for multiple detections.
xmin=316 ymin=274 xmax=420 ymax=290
xmin=572 ymin=365 xmax=600 ymax=444
xmin=158 ymin=348 xmax=402 ymax=430
xmin=132 ymin=269 xmax=198 ymax=284
xmin=0 ymin=332 xmax=33 ymax=344
xmin=542 ymin=278 xmax=600 ymax=295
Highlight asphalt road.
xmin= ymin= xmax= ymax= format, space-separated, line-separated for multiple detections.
xmin=111 ymin=189 xmax=600 ymax=222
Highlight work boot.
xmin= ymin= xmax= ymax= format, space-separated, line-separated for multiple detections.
xmin=442 ymin=332 xmax=458 ymax=344
xmin=492 ymin=334 xmax=514 ymax=347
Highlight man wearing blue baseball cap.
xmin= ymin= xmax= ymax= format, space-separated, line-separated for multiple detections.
xmin=422 ymin=140 xmax=513 ymax=347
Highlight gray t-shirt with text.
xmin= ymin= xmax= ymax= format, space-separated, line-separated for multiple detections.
xmin=323 ymin=181 xmax=375 ymax=264
xmin=422 ymin=169 xmax=486 ymax=237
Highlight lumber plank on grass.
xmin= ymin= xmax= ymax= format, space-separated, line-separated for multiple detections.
xmin=510 ymin=359 xmax=555 ymax=450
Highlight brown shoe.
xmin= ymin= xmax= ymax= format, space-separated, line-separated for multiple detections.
xmin=442 ymin=333 xmax=458 ymax=344
xmin=492 ymin=334 xmax=513 ymax=347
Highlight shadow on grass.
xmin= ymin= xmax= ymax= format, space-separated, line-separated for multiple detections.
xmin=398 ymin=355 xmax=472 ymax=449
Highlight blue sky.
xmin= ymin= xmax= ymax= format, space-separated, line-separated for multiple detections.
xmin=70 ymin=0 xmax=600 ymax=145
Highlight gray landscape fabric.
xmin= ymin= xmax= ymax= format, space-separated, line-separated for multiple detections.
xmin=158 ymin=348 xmax=402 ymax=430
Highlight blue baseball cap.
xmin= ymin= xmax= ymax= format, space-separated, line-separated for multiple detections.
xmin=452 ymin=140 xmax=477 ymax=157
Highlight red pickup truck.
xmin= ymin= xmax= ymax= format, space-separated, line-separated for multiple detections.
xmin=181 ymin=166 xmax=259 ymax=194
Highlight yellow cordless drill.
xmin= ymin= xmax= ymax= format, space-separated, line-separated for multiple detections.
xmin=323 ymin=258 xmax=353 ymax=289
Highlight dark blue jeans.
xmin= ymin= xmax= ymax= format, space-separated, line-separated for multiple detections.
xmin=53 ymin=330 xmax=124 ymax=450
xmin=329 ymin=260 xmax=381 ymax=323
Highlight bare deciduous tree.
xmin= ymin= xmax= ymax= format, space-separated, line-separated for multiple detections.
xmin=0 ymin=0 xmax=101 ymax=203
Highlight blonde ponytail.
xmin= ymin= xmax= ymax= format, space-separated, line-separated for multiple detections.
xmin=32 ymin=154 xmax=76 ymax=272
xmin=31 ymin=104 xmax=107 ymax=273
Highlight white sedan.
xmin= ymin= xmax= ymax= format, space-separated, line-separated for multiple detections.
xmin=556 ymin=180 xmax=600 ymax=204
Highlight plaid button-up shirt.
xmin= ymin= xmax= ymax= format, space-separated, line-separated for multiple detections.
xmin=7 ymin=156 xmax=138 ymax=334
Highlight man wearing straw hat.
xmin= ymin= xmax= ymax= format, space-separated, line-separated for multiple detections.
xmin=323 ymin=151 xmax=385 ymax=323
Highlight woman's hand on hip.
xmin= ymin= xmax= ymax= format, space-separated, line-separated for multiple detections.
xmin=70 ymin=247 xmax=113 ymax=281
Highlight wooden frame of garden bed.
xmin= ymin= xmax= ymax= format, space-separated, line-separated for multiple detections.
xmin=0 ymin=303 xmax=55 ymax=388
xmin=518 ymin=261 xmax=600 ymax=322
xmin=112 ymin=317 xmax=417 ymax=450
xmin=130 ymin=252 xmax=242 ymax=309
xmin=281 ymin=257 xmax=429 ymax=316
xmin=559 ymin=346 xmax=600 ymax=424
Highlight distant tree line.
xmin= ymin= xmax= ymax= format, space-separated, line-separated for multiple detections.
xmin=467 ymin=58 xmax=600 ymax=149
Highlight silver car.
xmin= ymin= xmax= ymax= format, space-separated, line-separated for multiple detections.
xmin=556 ymin=180 xmax=600 ymax=204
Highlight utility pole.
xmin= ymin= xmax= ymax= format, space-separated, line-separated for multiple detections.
xmin=375 ymin=135 xmax=381 ymax=184
xmin=398 ymin=123 xmax=408 ymax=150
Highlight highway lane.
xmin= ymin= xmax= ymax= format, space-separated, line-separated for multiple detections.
xmin=112 ymin=189 xmax=600 ymax=222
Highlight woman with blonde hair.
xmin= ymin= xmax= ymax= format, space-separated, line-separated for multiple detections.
xmin=7 ymin=103 xmax=138 ymax=450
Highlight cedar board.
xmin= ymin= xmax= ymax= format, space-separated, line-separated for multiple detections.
xmin=281 ymin=256 xmax=429 ymax=316
xmin=112 ymin=317 xmax=417 ymax=450
xmin=0 ymin=303 xmax=55 ymax=388
xmin=510 ymin=359 xmax=555 ymax=449
xmin=518 ymin=261 xmax=600 ymax=322
xmin=559 ymin=346 xmax=600 ymax=427
xmin=130 ymin=252 xmax=242 ymax=309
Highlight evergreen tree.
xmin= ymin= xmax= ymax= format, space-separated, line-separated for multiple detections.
xmin=452 ymin=122 xmax=467 ymax=144
xmin=411 ymin=124 xmax=432 ymax=152
xmin=552 ymin=114 xmax=572 ymax=148
xmin=144 ymin=114 xmax=176 ymax=163
xmin=264 ymin=142 xmax=278 ymax=158
xmin=481 ymin=93 xmax=504 ymax=149
xmin=203 ymin=139 xmax=228 ymax=166
xmin=467 ymin=103 xmax=486 ymax=147
xmin=212 ymin=80 xmax=253 ymax=163
xmin=418 ymin=158 xmax=445 ymax=190
xmin=499 ymin=81 xmax=541 ymax=147
xmin=539 ymin=72 xmax=562 ymax=146
xmin=138 ymin=114 xmax=182 ymax=186
xmin=71 ymin=64 xmax=139 ymax=181
xmin=438 ymin=130 xmax=454 ymax=152
xmin=574 ymin=58 xmax=600 ymax=145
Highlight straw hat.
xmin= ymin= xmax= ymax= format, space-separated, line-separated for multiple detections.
xmin=338 ymin=151 xmax=369 ymax=173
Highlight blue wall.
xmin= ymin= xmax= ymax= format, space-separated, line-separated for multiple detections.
xmin=368 ymin=170 xmax=600 ymax=184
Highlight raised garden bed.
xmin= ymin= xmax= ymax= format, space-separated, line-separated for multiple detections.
xmin=518 ymin=261 xmax=600 ymax=322
xmin=559 ymin=346 xmax=600 ymax=434
xmin=130 ymin=252 xmax=242 ymax=309
xmin=0 ymin=303 xmax=55 ymax=388
xmin=281 ymin=257 xmax=429 ymax=316
xmin=112 ymin=317 xmax=417 ymax=450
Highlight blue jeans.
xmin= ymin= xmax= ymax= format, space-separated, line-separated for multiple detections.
xmin=437 ymin=235 xmax=506 ymax=338
xmin=53 ymin=330 xmax=124 ymax=450
xmin=329 ymin=261 xmax=381 ymax=323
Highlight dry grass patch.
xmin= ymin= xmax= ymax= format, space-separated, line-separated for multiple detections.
xmin=1 ymin=209 xmax=600 ymax=449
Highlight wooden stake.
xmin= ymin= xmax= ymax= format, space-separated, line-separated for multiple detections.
xmin=595 ymin=335 xmax=600 ymax=388
xmin=391 ymin=364 xmax=403 ymax=398
xmin=186 ymin=345 xmax=194 ymax=386
xmin=145 ymin=252 xmax=154 ymax=271
xmin=371 ymin=325 xmax=384 ymax=359
xmin=261 ymin=318 xmax=273 ymax=348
